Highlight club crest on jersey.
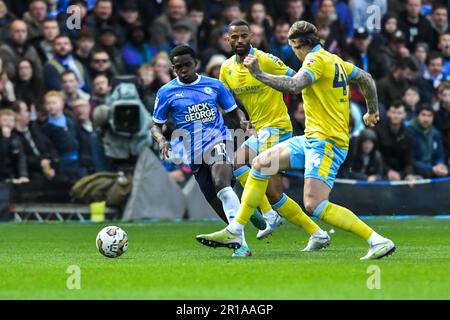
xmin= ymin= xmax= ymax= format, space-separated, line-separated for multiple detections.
xmin=204 ymin=87 xmax=213 ymax=95
xmin=185 ymin=102 xmax=217 ymax=123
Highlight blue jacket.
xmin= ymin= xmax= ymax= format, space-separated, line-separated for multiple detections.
xmin=408 ymin=120 xmax=446 ymax=177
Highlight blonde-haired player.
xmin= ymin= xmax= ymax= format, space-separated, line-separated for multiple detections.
xmin=197 ymin=21 xmax=395 ymax=260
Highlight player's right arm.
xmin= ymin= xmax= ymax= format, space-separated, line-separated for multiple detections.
xmin=151 ymin=91 xmax=171 ymax=159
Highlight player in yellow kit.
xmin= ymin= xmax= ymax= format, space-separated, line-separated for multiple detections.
xmin=219 ymin=20 xmax=331 ymax=252
xmin=197 ymin=21 xmax=396 ymax=260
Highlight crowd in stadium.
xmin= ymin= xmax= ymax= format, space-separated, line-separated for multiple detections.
xmin=0 ymin=0 xmax=450 ymax=193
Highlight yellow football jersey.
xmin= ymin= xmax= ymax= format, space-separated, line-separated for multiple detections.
xmin=219 ymin=47 xmax=294 ymax=132
xmin=301 ymin=44 xmax=357 ymax=149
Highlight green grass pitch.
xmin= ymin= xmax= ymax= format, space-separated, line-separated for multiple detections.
xmin=1 ymin=218 xmax=449 ymax=300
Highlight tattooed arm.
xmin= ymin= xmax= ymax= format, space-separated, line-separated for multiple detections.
xmin=243 ymin=55 xmax=311 ymax=94
xmin=349 ymin=67 xmax=379 ymax=114
xmin=349 ymin=67 xmax=380 ymax=127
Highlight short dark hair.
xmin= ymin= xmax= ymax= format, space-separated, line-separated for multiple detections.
xmin=396 ymin=58 xmax=419 ymax=72
xmin=432 ymin=3 xmax=448 ymax=13
xmin=387 ymin=100 xmax=405 ymax=111
xmin=426 ymin=51 xmax=443 ymax=65
xmin=228 ymin=19 xmax=250 ymax=29
xmin=169 ymin=45 xmax=197 ymax=63
xmin=415 ymin=104 xmax=433 ymax=117
xmin=61 ymin=70 xmax=77 ymax=80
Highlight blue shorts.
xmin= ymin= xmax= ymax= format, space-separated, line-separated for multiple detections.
xmin=284 ymin=135 xmax=348 ymax=189
xmin=244 ymin=127 xmax=293 ymax=154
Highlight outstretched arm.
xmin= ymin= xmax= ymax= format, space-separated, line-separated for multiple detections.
xmin=243 ymin=55 xmax=312 ymax=94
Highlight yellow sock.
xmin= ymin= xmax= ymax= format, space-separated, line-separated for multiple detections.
xmin=316 ymin=201 xmax=373 ymax=240
xmin=273 ymin=194 xmax=320 ymax=235
xmin=235 ymin=170 xmax=269 ymax=225
xmin=234 ymin=165 xmax=273 ymax=214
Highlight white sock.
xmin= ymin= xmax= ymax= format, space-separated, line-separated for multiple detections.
xmin=262 ymin=209 xmax=277 ymax=219
xmin=217 ymin=187 xmax=241 ymax=224
xmin=312 ymin=229 xmax=327 ymax=238
xmin=227 ymin=220 xmax=244 ymax=235
xmin=217 ymin=187 xmax=246 ymax=245
xmin=367 ymin=231 xmax=386 ymax=246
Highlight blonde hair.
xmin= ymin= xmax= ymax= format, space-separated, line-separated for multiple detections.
xmin=288 ymin=21 xmax=318 ymax=39
xmin=0 ymin=108 xmax=15 ymax=118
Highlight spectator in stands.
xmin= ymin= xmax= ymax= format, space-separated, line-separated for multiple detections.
xmin=348 ymin=129 xmax=384 ymax=181
xmin=137 ymin=64 xmax=157 ymax=113
xmin=85 ymin=0 xmax=116 ymax=36
xmin=116 ymin=1 xmax=142 ymax=45
xmin=438 ymin=32 xmax=450 ymax=75
xmin=369 ymin=12 xmax=398 ymax=54
xmin=218 ymin=0 xmax=243 ymax=27
xmin=402 ymin=85 xmax=421 ymax=125
xmin=74 ymin=31 xmax=95 ymax=71
xmin=88 ymin=49 xmax=115 ymax=82
xmin=377 ymin=58 xmax=418 ymax=111
xmin=61 ymin=70 xmax=90 ymax=112
xmin=0 ymin=108 xmax=28 ymax=183
xmin=249 ymin=23 xmax=269 ymax=52
xmin=44 ymin=34 xmax=89 ymax=92
xmin=160 ymin=20 xmax=195 ymax=53
xmin=188 ymin=4 xmax=212 ymax=50
xmin=347 ymin=27 xmax=373 ymax=74
xmin=72 ymin=98 xmax=109 ymax=174
xmin=246 ymin=0 xmax=273 ymax=40
xmin=413 ymin=42 xmax=429 ymax=73
xmin=34 ymin=19 xmax=60 ymax=64
xmin=150 ymin=0 xmax=196 ymax=48
xmin=284 ymin=0 xmax=311 ymax=26
xmin=14 ymin=100 xmax=57 ymax=181
xmin=14 ymin=59 xmax=44 ymax=110
xmin=46 ymin=0 xmax=58 ymax=19
xmin=316 ymin=0 xmax=348 ymax=52
xmin=314 ymin=0 xmax=354 ymax=40
xmin=427 ymin=3 xmax=448 ymax=50
xmin=290 ymin=99 xmax=305 ymax=136
xmin=0 ymin=19 xmax=43 ymax=81
xmin=433 ymin=81 xmax=450 ymax=166
xmin=122 ymin=24 xmax=159 ymax=74
xmin=150 ymin=52 xmax=173 ymax=91
xmin=97 ymin=27 xmax=126 ymax=76
xmin=315 ymin=16 xmax=344 ymax=57
xmin=374 ymin=101 xmax=416 ymax=181
xmin=269 ymin=19 xmax=300 ymax=70
xmin=90 ymin=74 xmax=111 ymax=110
xmin=398 ymin=0 xmax=434 ymax=51
xmin=200 ymin=27 xmax=233 ymax=70
xmin=373 ymin=30 xmax=411 ymax=79
xmin=417 ymin=51 xmax=447 ymax=104
xmin=23 ymin=0 xmax=47 ymax=41
xmin=0 ymin=1 xmax=14 ymax=41
xmin=204 ymin=55 xmax=226 ymax=79
xmin=0 ymin=68 xmax=15 ymax=103
xmin=408 ymin=104 xmax=448 ymax=178
xmin=40 ymin=91 xmax=86 ymax=180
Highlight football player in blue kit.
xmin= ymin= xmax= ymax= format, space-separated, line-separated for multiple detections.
xmin=151 ymin=45 xmax=259 ymax=257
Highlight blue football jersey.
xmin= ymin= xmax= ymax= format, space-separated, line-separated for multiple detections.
xmin=152 ymin=75 xmax=237 ymax=162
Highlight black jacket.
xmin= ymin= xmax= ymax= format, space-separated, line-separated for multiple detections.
xmin=0 ymin=132 xmax=28 ymax=180
xmin=17 ymin=122 xmax=58 ymax=179
xmin=374 ymin=122 xmax=415 ymax=177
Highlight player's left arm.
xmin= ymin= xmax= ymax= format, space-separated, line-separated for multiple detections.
xmin=243 ymin=55 xmax=311 ymax=94
xmin=348 ymin=66 xmax=380 ymax=127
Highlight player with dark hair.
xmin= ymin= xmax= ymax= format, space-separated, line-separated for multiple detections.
xmin=198 ymin=21 xmax=396 ymax=260
xmin=151 ymin=45 xmax=261 ymax=257
xmin=218 ymin=19 xmax=330 ymax=249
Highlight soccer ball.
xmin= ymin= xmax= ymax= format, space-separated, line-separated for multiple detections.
xmin=96 ymin=226 xmax=128 ymax=258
